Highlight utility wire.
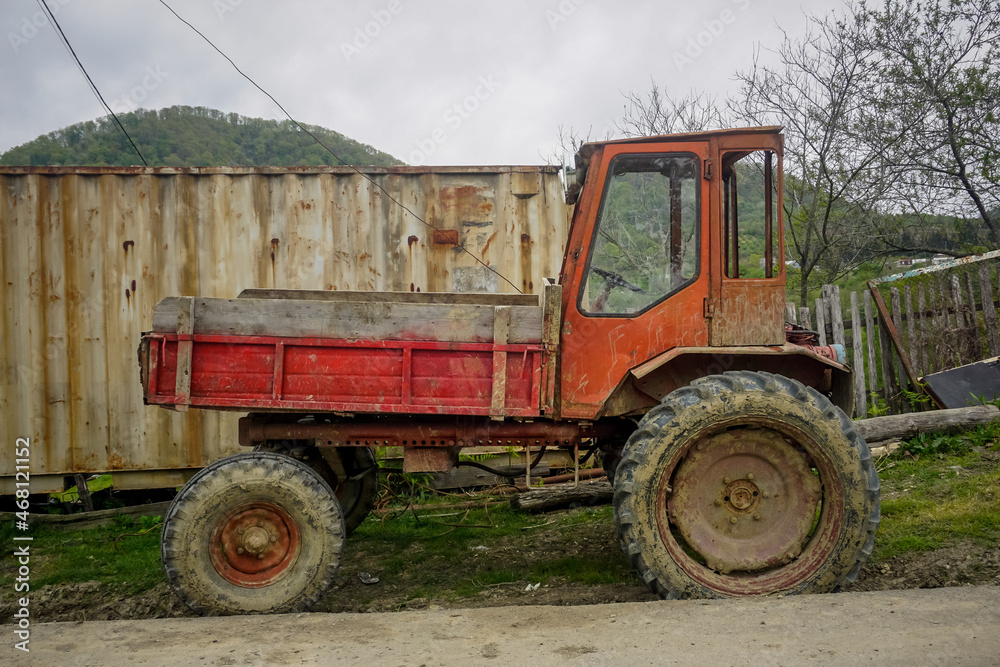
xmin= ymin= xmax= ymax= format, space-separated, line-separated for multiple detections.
xmin=157 ymin=0 xmax=521 ymax=294
xmin=37 ymin=0 xmax=147 ymax=166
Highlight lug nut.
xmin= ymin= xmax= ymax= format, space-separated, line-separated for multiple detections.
xmin=237 ymin=547 xmax=244 ymax=555
xmin=723 ymin=477 xmax=732 ymax=484
xmin=237 ymin=528 xmax=245 ymax=535
xmin=270 ymin=535 xmax=277 ymax=543
xmin=258 ymin=553 xmax=265 ymax=560
xmin=754 ymin=513 xmax=761 ymax=520
xmin=747 ymin=472 xmax=755 ymax=480
xmin=714 ymin=499 xmax=722 ymax=506
xmin=730 ymin=517 xmax=738 ymax=525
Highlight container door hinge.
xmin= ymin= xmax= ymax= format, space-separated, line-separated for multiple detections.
xmin=703 ymin=299 xmax=715 ymax=318
xmin=703 ymin=159 xmax=713 ymax=180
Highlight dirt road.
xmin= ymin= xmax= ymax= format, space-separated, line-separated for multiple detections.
xmin=6 ymin=585 xmax=998 ymax=666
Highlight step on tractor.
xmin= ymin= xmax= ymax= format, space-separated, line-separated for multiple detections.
xmin=139 ymin=127 xmax=880 ymax=614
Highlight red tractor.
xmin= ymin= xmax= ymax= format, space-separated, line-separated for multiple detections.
xmin=140 ymin=126 xmax=879 ymax=614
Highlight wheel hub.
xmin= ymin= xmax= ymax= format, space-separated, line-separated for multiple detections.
xmin=667 ymin=428 xmax=822 ymax=575
xmin=210 ymin=502 xmax=300 ymax=588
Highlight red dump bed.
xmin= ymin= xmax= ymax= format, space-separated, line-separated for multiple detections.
xmin=139 ymin=289 xmax=554 ymax=419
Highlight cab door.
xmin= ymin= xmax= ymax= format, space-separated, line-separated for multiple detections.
xmin=708 ymin=135 xmax=786 ymax=346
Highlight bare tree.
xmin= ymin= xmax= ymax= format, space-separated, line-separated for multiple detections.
xmin=618 ymin=83 xmax=727 ymax=137
xmin=731 ymin=13 xmax=894 ymax=306
xmin=852 ymin=0 xmax=1000 ymax=254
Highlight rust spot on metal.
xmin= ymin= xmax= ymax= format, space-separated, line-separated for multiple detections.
xmin=123 ymin=240 xmax=134 ymax=252
xmin=432 ymin=229 xmax=459 ymax=245
xmin=410 ymin=283 xmax=415 ymax=292
xmin=407 ymin=234 xmax=419 ymax=247
xmin=521 ymin=233 xmax=531 ymax=244
xmin=131 ymin=279 xmax=137 ymax=292
xmin=125 ymin=288 xmax=131 ymax=301
xmin=481 ymin=231 xmax=497 ymax=258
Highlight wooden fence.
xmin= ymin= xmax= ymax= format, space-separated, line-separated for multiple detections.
xmin=788 ymin=251 xmax=1000 ymax=417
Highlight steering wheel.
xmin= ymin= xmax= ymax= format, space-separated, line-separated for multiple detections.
xmin=590 ymin=266 xmax=645 ymax=312
xmin=591 ymin=266 xmax=645 ymax=293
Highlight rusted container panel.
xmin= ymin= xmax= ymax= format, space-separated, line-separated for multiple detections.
xmin=0 ymin=165 xmax=570 ymax=492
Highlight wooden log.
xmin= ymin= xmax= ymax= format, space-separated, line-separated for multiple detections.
xmin=980 ymin=263 xmax=1000 ymax=357
xmin=828 ymin=285 xmax=846 ymax=348
xmin=864 ymin=290 xmax=879 ymax=408
xmin=850 ymin=291 xmax=867 ymax=418
xmin=854 ymin=404 xmax=1000 ymax=442
xmin=512 ymin=478 xmax=613 ymax=513
xmin=815 ymin=297 xmax=827 ymax=346
xmin=0 ymin=501 xmax=172 ymax=531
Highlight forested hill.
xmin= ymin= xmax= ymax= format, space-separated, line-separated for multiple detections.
xmin=0 ymin=106 xmax=403 ymax=167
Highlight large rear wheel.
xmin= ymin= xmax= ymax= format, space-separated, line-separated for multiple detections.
xmin=613 ymin=371 xmax=879 ymax=598
xmin=162 ymin=452 xmax=345 ymax=615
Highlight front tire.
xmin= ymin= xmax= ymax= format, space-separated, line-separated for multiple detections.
xmin=162 ymin=452 xmax=345 ymax=615
xmin=613 ymin=371 xmax=879 ymax=598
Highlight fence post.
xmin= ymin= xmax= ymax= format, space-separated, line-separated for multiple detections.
xmin=814 ymin=297 xmax=827 ymax=346
xmin=799 ymin=306 xmax=811 ymax=330
xmin=786 ymin=302 xmax=797 ymax=325
xmin=827 ymin=285 xmax=845 ymax=348
xmin=863 ymin=290 xmax=879 ymax=412
xmin=980 ymin=263 xmax=999 ymax=357
xmin=850 ymin=291 xmax=866 ymax=417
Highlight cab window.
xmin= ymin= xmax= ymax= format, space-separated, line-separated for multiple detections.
xmin=580 ymin=153 xmax=700 ymax=315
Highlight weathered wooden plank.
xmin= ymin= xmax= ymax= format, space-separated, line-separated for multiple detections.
xmin=890 ymin=287 xmax=910 ymax=402
xmin=239 ymin=288 xmax=540 ymax=307
xmin=541 ymin=279 xmax=562 ymax=414
xmin=966 ymin=272 xmax=983 ymax=360
xmin=786 ymin=302 xmax=797 ymax=324
xmin=874 ymin=293 xmax=898 ymax=411
xmin=904 ymin=285 xmax=917 ymax=376
xmin=173 ymin=297 xmax=194 ymax=410
xmin=798 ymin=306 xmax=811 ymax=330
xmin=927 ymin=280 xmax=942 ymax=374
xmin=864 ymin=291 xmax=879 ymax=407
xmin=490 ymin=307 xmax=511 ymax=420
xmin=916 ymin=283 xmax=929 ymax=376
xmin=828 ymin=285 xmax=846 ymax=348
xmin=850 ymin=291 xmax=867 ymax=418
xmin=814 ymin=297 xmax=827 ymax=346
xmin=154 ymin=297 xmax=544 ymax=344
xmin=980 ymin=263 xmax=1000 ymax=357
xmin=950 ymin=274 xmax=971 ymax=365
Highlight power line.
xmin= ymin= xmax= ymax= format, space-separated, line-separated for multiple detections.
xmin=37 ymin=0 xmax=147 ymax=166
xmin=156 ymin=0 xmax=520 ymax=294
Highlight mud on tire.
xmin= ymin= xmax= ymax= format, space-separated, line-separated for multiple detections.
xmin=612 ymin=371 xmax=880 ymax=599
xmin=161 ymin=452 xmax=345 ymax=615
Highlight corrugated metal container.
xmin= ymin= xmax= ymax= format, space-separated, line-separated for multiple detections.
xmin=0 ymin=165 xmax=570 ymax=493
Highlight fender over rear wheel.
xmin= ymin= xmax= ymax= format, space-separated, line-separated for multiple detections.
xmin=161 ymin=452 xmax=345 ymax=615
xmin=613 ymin=371 xmax=880 ymax=598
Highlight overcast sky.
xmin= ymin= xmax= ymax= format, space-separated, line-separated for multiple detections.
xmin=0 ymin=0 xmax=846 ymax=166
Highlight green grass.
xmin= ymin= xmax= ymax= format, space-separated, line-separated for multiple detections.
xmin=871 ymin=421 xmax=1000 ymax=560
xmin=0 ymin=515 xmax=164 ymax=596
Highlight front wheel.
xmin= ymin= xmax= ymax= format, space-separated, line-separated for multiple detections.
xmin=613 ymin=371 xmax=879 ymax=598
xmin=161 ymin=452 xmax=345 ymax=615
